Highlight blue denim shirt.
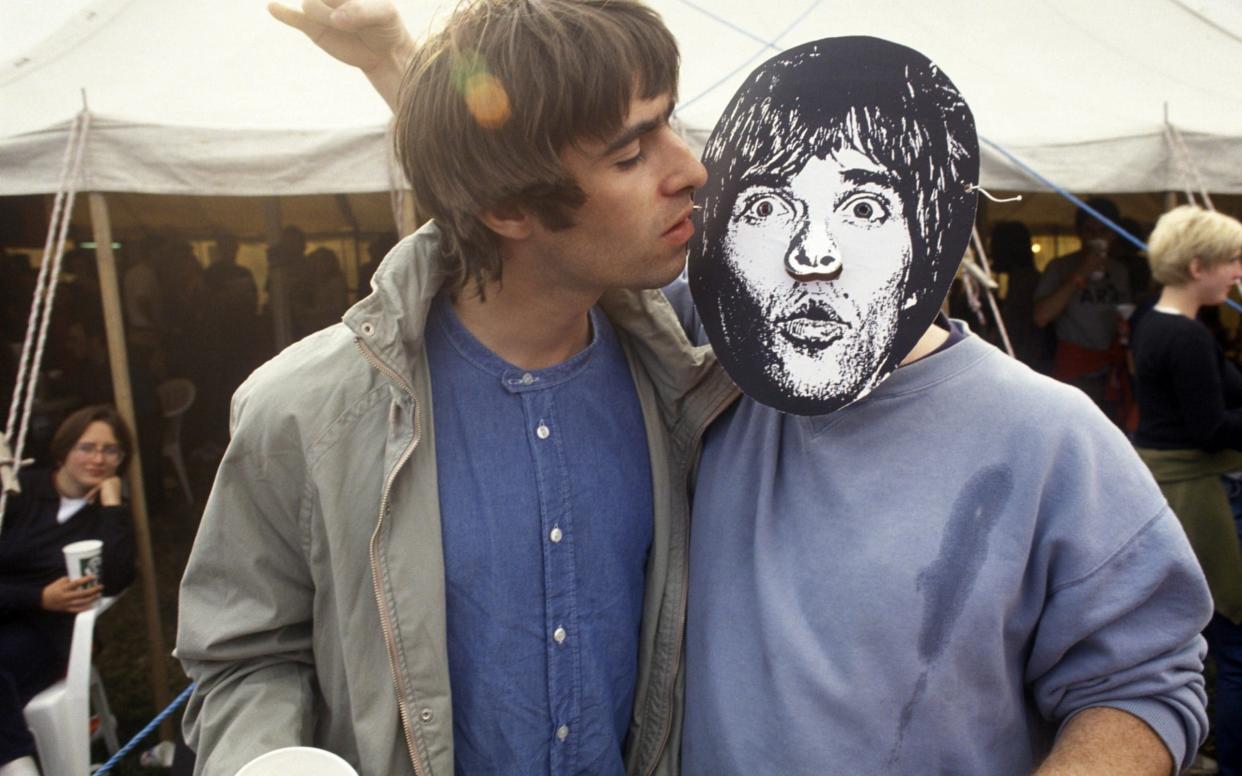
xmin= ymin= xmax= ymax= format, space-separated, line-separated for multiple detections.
xmin=426 ymin=297 xmax=653 ymax=775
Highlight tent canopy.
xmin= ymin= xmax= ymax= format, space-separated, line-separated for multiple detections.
xmin=4 ymin=0 xmax=1242 ymax=197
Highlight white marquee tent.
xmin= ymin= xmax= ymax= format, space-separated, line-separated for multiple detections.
xmin=3 ymin=0 xmax=1242 ymax=199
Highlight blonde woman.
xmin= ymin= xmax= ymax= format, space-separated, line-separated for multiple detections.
xmin=1133 ymin=204 xmax=1242 ymax=775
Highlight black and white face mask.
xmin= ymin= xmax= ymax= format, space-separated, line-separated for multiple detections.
xmin=689 ymin=36 xmax=980 ymax=416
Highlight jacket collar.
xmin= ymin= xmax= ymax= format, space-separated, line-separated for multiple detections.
xmin=342 ymin=221 xmax=726 ymax=408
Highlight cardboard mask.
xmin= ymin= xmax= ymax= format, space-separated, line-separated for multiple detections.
xmin=688 ymin=36 xmax=980 ymax=416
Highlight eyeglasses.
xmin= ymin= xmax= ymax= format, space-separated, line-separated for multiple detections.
xmin=73 ymin=442 xmax=124 ymax=461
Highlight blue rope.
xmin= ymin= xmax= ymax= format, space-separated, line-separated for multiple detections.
xmin=1227 ymin=298 xmax=1242 ymax=315
xmin=674 ymin=0 xmax=823 ymax=116
xmin=91 ymin=682 xmax=196 ymax=776
xmin=980 ymin=136 xmax=1149 ymax=253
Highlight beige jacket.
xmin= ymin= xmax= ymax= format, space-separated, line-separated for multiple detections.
xmin=176 ymin=223 xmax=738 ymax=776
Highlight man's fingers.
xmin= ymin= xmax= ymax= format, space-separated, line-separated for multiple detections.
xmin=299 ymin=0 xmax=339 ymax=26
xmin=267 ymin=2 xmax=322 ymax=35
xmin=327 ymin=0 xmax=400 ymax=31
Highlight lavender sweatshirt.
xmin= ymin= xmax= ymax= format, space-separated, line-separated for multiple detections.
xmin=682 ymin=323 xmax=1210 ymax=774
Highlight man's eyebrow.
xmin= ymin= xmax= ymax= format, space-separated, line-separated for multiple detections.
xmin=600 ymin=102 xmax=674 ymax=157
xmin=841 ymin=166 xmax=899 ymax=189
xmin=735 ymin=171 xmax=790 ymax=192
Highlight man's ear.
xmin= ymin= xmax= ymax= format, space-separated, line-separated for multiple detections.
xmin=480 ymin=203 xmax=534 ymax=241
xmin=1188 ymin=256 xmax=1208 ymax=280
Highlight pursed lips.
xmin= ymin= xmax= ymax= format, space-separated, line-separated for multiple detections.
xmin=661 ymin=205 xmax=695 ymax=240
xmin=774 ymin=296 xmax=848 ymax=350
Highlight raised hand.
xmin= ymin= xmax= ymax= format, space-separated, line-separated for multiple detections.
xmin=86 ymin=475 xmax=123 ymax=507
xmin=268 ymin=0 xmax=416 ymax=109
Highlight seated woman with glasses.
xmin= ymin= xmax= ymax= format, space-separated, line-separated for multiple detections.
xmin=0 ymin=405 xmax=136 ymax=776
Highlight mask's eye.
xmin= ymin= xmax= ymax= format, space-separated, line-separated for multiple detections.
xmin=841 ymin=194 xmax=890 ymax=225
xmin=735 ymin=191 xmax=796 ymax=226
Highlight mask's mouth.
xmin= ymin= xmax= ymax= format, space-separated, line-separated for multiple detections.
xmin=775 ymin=298 xmax=847 ymax=350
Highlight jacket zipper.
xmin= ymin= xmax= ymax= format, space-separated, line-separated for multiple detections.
xmin=642 ymin=381 xmax=739 ymax=776
xmin=355 ymin=337 xmax=428 ymax=776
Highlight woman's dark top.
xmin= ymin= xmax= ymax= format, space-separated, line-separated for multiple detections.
xmin=1134 ymin=310 xmax=1242 ymax=451
xmin=0 ymin=468 xmax=135 ymax=656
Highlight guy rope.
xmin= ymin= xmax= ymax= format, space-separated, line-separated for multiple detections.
xmin=0 ymin=105 xmax=91 ymax=527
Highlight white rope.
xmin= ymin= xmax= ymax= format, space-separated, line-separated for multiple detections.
xmin=1168 ymin=122 xmax=1214 ymax=211
xmin=1161 ymin=122 xmax=1198 ymax=207
xmin=0 ymin=109 xmax=90 ymax=520
xmin=970 ymin=225 xmax=1015 ymax=359
xmin=4 ymin=113 xmax=84 ymax=447
xmin=15 ymin=110 xmax=91 ymax=460
xmin=959 ymin=265 xmax=987 ymax=328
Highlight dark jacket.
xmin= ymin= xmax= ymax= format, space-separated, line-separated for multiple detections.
xmin=0 ymin=468 xmax=135 ymax=656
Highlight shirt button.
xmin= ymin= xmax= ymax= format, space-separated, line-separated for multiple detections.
xmin=556 ymin=724 xmax=570 ymax=741
xmin=553 ymin=626 xmax=566 ymax=644
xmin=536 ymin=423 xmax=550 ymax=439
xmin=549 ymin=526 xmax=563 ymax=543
xmin=520 ymin=372 xmax=534 ymax=385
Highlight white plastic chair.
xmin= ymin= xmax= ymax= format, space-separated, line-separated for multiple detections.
xmin=23 ymin=597 xmax=120 ymax=776
xmin=156 ymin=378 xmax=196 ymax=503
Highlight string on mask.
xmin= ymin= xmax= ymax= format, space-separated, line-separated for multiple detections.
xmin=966 ymin=184 xmax=1023 ymax=204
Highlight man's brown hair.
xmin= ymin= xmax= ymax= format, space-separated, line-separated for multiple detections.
xmin=394 ymin=0 xmax=680 ymax=295
xmin=50 ymin=404 xmax=133 ymax=466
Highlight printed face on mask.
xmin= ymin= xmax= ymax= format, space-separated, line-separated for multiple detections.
xmin=718 ymin=147 xmax=914 ymax=405
xmin=689 ymin=36 xmax=980 ymax=415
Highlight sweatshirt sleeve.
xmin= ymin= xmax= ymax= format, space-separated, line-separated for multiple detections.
xmin=1025 ymin=505 xmax=1211 ymax=771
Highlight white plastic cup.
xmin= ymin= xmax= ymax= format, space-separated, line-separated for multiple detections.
xmin=1116 ymin=303 xmax=1136 ymax=320
xmin=235 ymin=747 xmax=359 ymax=776
xmin=62 ymin=539 xmax=103 ymax=587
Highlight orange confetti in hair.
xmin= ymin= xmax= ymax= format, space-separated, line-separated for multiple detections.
xmin=464 ymin=72 xmax=512 ymax=130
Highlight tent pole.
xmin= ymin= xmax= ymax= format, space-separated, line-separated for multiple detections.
xmin=89 ymin=192 xmax=174 ymax=739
